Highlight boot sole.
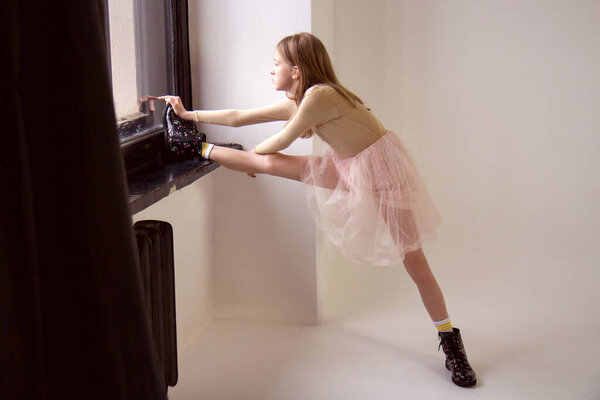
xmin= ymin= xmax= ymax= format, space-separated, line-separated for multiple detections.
xmin=445 ymin=360 xmax=477 ymax=387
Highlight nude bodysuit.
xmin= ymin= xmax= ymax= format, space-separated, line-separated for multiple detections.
xmin=193 ymin=84 xmax=388 ymax=158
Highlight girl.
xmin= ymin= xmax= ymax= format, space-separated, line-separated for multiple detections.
xmin=160 ymin=32 xmax=476 ymax=388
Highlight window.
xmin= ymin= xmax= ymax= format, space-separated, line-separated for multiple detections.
xmin=102 ymin=0 xmax=192 ymax=146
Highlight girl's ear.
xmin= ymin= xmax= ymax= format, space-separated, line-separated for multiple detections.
xmin=292 ymin=65 xmax=300 ymax=80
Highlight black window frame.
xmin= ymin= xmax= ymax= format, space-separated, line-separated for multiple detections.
xmin=99 ymin=0 xmax=192 ymax=175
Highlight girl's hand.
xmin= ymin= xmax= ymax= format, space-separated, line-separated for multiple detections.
xmin=155 ymin=95 xmax=192 ymax=120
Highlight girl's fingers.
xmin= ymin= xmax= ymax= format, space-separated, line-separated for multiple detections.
xmin=156 ymin=95 xmax=180 ymax=102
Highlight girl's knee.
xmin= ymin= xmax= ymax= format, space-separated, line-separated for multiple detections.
xmin=403 ymin=247 xmax=425 ymax=265
xmin=405 ymin=264 xmax=432 ymax=283
xmin=403 ymin=248 xmax=432 ymax=281
xmin=260 ymin=154 xmax=278 ymax=174
xmin=254 ymin=153 xmax=307 ymax=181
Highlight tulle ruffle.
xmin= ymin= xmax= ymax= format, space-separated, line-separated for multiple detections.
xmin=301 ymin=130 xmax=443 ymax=265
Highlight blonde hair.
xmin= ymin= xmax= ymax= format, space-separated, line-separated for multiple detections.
xmin=277 ymin=32 xmax=365 ymax=138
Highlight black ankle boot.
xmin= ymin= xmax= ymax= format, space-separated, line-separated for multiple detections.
xmin=163 ymin=103 xmax=207 ymax=158
xmin=438 ymin=327 xmax=477 ymax=387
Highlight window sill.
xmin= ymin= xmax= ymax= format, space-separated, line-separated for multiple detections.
xmin=127 ymin=143 xmax=242 ymax=214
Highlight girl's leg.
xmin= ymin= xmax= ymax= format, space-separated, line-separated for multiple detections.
xmin=208 ymin=145 xmax=308 ymax=182
xmin=401 ymin=246 xmax=449 ymax=322
xmin=381 ymin=207 xmax=449 ymax=321
xmin=401 ymin=230 xmax=477 ymax=387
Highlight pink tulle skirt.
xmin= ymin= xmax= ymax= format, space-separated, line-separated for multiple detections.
xmin=300 ymin=130 xmax=443 ymax=265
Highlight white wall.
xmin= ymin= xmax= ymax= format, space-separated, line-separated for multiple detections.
xmin=133 ymin=176 xmax=215 ymax=351
xmin=313 ymin=0 xmax=600 ymax=329
xmin=189 ymin=0 xmax=317 ymax=325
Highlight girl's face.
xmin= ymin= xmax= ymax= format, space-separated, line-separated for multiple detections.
xmin=270 ymin=49 xmax=299 ymax=92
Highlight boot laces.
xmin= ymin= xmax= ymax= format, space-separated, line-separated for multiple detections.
xmin=439 ymin=333 xmax=470 ymax=370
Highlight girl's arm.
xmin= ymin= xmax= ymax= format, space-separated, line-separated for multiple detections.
xmin=193 ymin=97 xmax=296 ymax=127
xmin=158 ymin=95 xmax=295 ymax=127
xmin=253 ymin=86 xmax=338 ymax=154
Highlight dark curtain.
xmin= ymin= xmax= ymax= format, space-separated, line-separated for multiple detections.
xmin=1 ymin=1 xmax=167 ymax=399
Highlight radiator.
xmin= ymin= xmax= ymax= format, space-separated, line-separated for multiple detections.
xmin=134 ymin=220 xmax=178 ymax=388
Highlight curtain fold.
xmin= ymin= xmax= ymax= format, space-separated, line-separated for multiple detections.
xmin=1 ymin=1 xmax=167 ymax=398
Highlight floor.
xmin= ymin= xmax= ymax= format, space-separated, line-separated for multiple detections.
xmin=167 ymin=301 xmax=599 ymax=400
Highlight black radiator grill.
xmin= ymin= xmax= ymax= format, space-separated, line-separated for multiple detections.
xmin=134 ymin=220 xmax=178 ymax=388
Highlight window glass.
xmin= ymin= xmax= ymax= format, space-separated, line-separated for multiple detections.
xmin=108 ymin=0 xmax=138 ymax=118
xmin=108 ymin=0 xmax=174 ymax=142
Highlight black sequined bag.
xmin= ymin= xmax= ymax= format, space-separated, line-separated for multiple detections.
xmin=162 ymin=103 xmax=206 ymax=157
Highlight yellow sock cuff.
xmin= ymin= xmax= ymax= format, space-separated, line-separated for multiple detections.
xmin=434 ymin=317 xmax=453 ymax=333
xmin=201 ymin=142 xmax=214 ymax=159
